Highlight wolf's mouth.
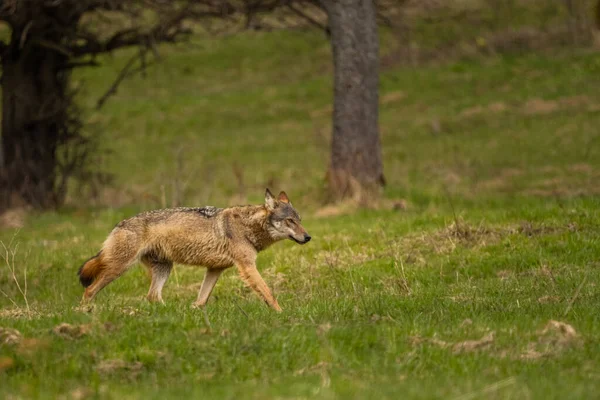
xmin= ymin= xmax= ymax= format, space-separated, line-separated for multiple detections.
xmin=289 ymin=235 xmax=307 ymax=245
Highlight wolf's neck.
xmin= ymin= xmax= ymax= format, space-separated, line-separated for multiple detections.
xmin=237 ymin=205 xmax=275 ymax=251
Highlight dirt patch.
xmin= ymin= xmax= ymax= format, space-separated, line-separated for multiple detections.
xmin=314 ymin=201 xmax=358 ymax=218
xmin=460 ymin=318 xmax=473 ymax=328
xmin=73 ymin=304 xmax=95 ymax=313
xmin=1 ymin=327 xmax=49 ymax=354
xmin=317 ymin=322 xmax=332 ymax=336
xmin=519 ymin=320 xmax=581 ymax=360
xmin=447 ymin=220 xmax=503 ymax=244
xmin=410 ymin=329 xmax=496 ymax=354
xmin=294 ymin=360 xmax=331 ymax=387
xmin=370 ymin=314 xmax=395 ymax=323
xmin=0 ymin=356 xmax=15 ymax=371
xmin=540 ymin=320 xmax=578 ymax=345
xmin=476 ymin=167 xmax=523 ymax=192
xmin=523 ymin=95 xmax=595 ymax=115
xmin=381 ymin=91 xmax=406 ymax=105
xmin=558 ymin=95 xmax=593 ymax=108
xmin=68 ymin=387 xmax=93 ymax=400
xmin=394 ymin=220 xmax=508 ymax=266
xmin=458 ymin=95 xmax=597 ymax=121
xmin=525 ymin=186 xmax=600 ymax=198
xmin=409 ymin=334 xmax=450 ymax=349
xmin=453 ymin=332 xmax=495 ymax=354
xmin=0 ymin=327 xmax=22 ymax=346
xmin=459 ymin=102 xmax=507 ymax=118
xmin=496 ymin=270 xmax=513 ymax=280
xmin=396 ymin=219 xmax=581 ymax=268
xmin=477 ymin=164 xmax=600 ymax=198
xmin=523 ymin=98 xmax=559 ymax=115
xmin=96 ymin=359 xmax=143 ymax=378
xmin=103 ymin=322 xmax=118 ymax=332
xmin=17 ymin=338 xmax=50 ymax=355
xmin=519 ymin=344 xmax=545 ymax=360
xmin=431 ymin=220 xmax=506 ymax=251
xmin=314 ymin=198 xmax=409 ymax=218
xmin=568 ymin=163 xmax=594 ymax=174
xmin=458 ymin=96 xmax=598 ymax=123
xmin=517 ymin=221 xmax=562 ymax=237
xmin=121 ymin=306 xmax=144 ymax=316
xmin=0 ymin=308 xmax=31 ymax=319
xmin=0 ymin=208 xmax=27 ymax=229
xmin=412 ymin=321 xmax=579 ymax=361
xmin=316 ymin=247 xmax=374 ymax=270
xmin=392 ymin=199 xmax=408 ymax=211
xmin=294 ymin=360 xmax=330 ymax=376
xmin=529 ymin=166 xmax=600 ymax=198
xmin=538 ymin=295 xmax=561 ymax=304
xmin=53 ymin=323 xmax=91 ymax=340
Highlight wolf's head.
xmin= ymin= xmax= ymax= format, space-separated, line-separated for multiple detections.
xmin=264 ymin=189 xmax=311 ymax=245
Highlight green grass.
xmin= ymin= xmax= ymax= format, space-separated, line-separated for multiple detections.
xmin=2 ymin=24 xmax=600 ymax=399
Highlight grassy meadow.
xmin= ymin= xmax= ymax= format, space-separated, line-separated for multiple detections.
xmin=1 ymin=20 xmax=600 ymax=400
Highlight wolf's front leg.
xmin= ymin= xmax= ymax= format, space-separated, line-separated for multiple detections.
xmin=236 ymin=263 xmax=282 ymax=312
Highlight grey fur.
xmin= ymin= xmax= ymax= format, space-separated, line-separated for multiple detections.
xmin=116 ymin=206 xmax=223 ymax=228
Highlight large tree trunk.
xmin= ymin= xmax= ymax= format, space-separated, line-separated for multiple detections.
xmin=0 ymin=26 xmax=71 ymax=210
xmin=325 ymin=0 xmax=384 ymax=202
xmin=596 ymin=0 xmax=600 ymax=30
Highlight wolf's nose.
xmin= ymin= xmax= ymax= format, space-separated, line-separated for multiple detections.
xmin=304 ymin=234 xmax=311 ymax=243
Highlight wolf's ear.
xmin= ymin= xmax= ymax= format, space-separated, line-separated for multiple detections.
xmin=265 ymin=188 xmax=277 ymax=210
xmin=277 ymin=191 xmax=290 ymax=204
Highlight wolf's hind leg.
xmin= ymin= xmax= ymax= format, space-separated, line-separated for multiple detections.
xmin=141 ymin=254 xmax=173 ymax=304
xmin=192 ymin=268 xmax=225 ymax=308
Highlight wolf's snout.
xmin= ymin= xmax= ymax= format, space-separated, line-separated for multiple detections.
xmin=303 ymin=234 xmax=311 ymax=243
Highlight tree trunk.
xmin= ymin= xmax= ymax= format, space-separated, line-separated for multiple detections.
xmin=0 ymin=26 xmax=71 ymax=210
xmin=325 ymin=0 xmax=384 ymax=202
xmin=596 ymin=0 xmax=600 ymax=30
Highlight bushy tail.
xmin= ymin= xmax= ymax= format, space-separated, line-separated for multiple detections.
xmin=78 ymin=251 xmax=104 ymax=287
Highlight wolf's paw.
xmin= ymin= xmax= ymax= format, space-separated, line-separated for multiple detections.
xmin=271 ymin=301 xmax=283 ymax=313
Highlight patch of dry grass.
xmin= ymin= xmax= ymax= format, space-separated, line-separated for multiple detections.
xmin=52 ymin=323 xmax=92 ymax=340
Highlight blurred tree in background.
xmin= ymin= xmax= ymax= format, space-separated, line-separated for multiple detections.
xmin=325 ymin=0 xmax=384 ymax=202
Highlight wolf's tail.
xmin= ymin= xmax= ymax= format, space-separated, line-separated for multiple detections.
xmin=78 ymin=251 xmax=104 ymax=287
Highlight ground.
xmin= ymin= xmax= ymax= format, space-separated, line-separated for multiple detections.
xmin=1 ymin=24 xmax=600 ymax=399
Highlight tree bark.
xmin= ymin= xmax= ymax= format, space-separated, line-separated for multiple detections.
xmin=596 ymin=0 xmax=600 ymax=30
xmin=325 ymin=0 xmax=384 ymax=202
xmin=0 ymin=26 xmax=71 ymax=209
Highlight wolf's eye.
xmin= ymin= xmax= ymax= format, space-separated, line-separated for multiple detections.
xmin=287 ymin=219 xmax=296 ymax=225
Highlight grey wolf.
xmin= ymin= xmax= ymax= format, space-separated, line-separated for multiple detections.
xmin=78 ymin=189 xmax=310 ymax=312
